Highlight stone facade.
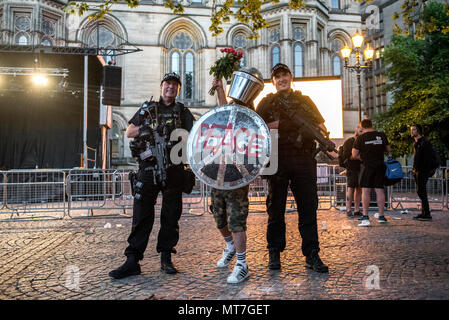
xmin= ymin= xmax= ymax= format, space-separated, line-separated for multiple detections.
xmin=1 ymin=0 xmax=385 ymax=167
xmin=96 ymin=1 xmax=365 ymax=165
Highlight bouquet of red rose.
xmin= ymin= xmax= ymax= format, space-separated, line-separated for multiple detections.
xmin=209 ymin=47 xmax=243 ymax=95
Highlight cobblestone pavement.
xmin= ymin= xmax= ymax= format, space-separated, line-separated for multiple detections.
xmin=0 ymin=207 xmax=448 ymax=300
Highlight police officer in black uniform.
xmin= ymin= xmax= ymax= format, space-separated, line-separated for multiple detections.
xmin=256 ymin=63 xmax=328 ymax=273
xmin=109 ymin=72 xmax=194 ymax=279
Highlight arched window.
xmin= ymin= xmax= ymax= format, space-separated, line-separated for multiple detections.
xmin=331 ymin=39 xmax=344 ymax=53
xmin=171 ymin=51 xmax=181 ymax=74
xmin=16 ymin=34 xmax=29 ymax=45
xmin=42 ymin=20 xmax=55 ymax=37
xmin=14 ymin=15 xmax=31 ymax=46
xmin=172 ymin=32 xmax=193 ymax=50
xmin=169 ymin=32 xmax=195 ymax=101
xmin=110 ymin=120 xmax=124 ymax=159
xmin=333 ymin=55 xmax=342 ymax=76
xmin=84 ymin=21 xmax=122 ymax=65
xmin=271 ymin=45 xmax=280 ymax=67
xmin=41 ymin=38 xmax=52 ymax=46
xmin=233 ymin=33 xmax=247 ymax=67
xmin=293 ymin=43 xmax=304 ymax=77
xmin=87 ymin=25 xmax=117 ymax=48
xmin=270 ymin=28 xmax=280 ymax=43
xmin=184 ymin=51 xmax=194 ymax=100
xmin=293 ymin=26 xmax=305 ymax=42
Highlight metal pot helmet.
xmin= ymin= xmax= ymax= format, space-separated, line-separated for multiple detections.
xmin=228 ymin=67 xmax=264 ymax=106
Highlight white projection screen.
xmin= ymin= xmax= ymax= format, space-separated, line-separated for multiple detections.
xmin=227 ymin=76 xmax=343 ymax=139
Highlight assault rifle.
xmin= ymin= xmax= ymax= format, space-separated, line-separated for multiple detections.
xmin=276 ymin=95 xmax=338 ymax=160
xmin=130 ymin=99 xmax=172 ymax=187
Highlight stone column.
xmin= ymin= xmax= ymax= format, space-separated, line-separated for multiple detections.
xmin=204 ymin=47 xmax=217 ymax=106
xmin=306 ymin=40 xmax=318 ymax=76
xmin=281 ymin=39 xmax=292 ymax=68
xmin=305 ymin=15 xmax=318 ymax=76
xmin=281 ymin=12 xmax=291 ymax=67
xmin=321 ymin=48 xmax=331 ymax=76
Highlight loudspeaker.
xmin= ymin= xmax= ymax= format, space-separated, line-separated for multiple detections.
xmin=102 ymin=66 xmax=122 ymax=106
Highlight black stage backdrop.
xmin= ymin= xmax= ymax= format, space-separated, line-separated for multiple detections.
xmin=0 ymin=53 xmax=103 ymax=169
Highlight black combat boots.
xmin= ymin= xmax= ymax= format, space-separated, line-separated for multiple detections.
xmin=109 ymin=255 xmax=141 ymax=279
xmin=305 ymin=249 xmax=329 ymax=273
xmin=268 ymin=248 xmax=281 ymax=270
xmin=161 ymin=251 xmax=178 ymax=274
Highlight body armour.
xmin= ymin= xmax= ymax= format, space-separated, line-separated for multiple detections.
xmin=129 ymin=99 xmax=185 ymax=165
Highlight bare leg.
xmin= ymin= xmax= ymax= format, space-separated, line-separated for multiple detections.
xmin=354 ymin=187 xmax=362 ymax=212
xmin=232 ymin=231 xmax=246 ymax=254
xmin=362 ymin=188 xmax=371 ymax=216
xmin=219 ymin=225 xmax=232 ymax=238
xmin=346 ymin=187 xmax=354 ymax=213
xmin=375 ymin=188 xmax=385 ymax=216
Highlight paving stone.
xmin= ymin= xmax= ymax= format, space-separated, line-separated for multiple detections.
xmin=0 ymin=209 xmax=448 ymax=299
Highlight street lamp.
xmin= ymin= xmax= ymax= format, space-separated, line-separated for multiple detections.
xmin=340 ymin=31 xmax=374 ymax=122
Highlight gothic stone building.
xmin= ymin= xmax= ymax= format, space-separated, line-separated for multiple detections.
xmin=1 ymin=0 xmax=383 ymax=167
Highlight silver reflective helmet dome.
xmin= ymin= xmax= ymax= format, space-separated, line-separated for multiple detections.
xmin=228 ymin=68 xmax=264 ymax=106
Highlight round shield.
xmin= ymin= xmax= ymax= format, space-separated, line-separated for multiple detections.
xmin=187 ymin=104 xmax=271 ymax=190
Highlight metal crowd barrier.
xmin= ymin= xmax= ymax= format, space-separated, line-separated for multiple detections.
xmin=66 ymin=169 xmax=131 ymax=219
xmin=181 ymin=178 xmax=208 ymax=215
xmin=248 ymin=177 xmax=268 ymax=213
xmin=389 ymin=166 xmax=447 ymax=211
xmin=0 ymin=165 xmax=447 ymax=222
xmin=0 ymin=169 xmax=66 ymax=221
xmin=316 ymin=164 xmax=337 ymax=210
xmin=203 ymin=178 xmax=271 ymax=214
xmin=111 ymin=169 xmax=208 ymax=217
xmin=441 ymin=167 xmax=449 ymax=209
xmin=0 ymin=172 xmax=4 ymax=212
xmin=66 ymin=169 xmax=208 ymax=218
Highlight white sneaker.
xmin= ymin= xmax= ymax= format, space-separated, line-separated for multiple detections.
xmin=217 ymin=249 xmax=236 ymax=268
xmin=358 ymin=218 xmax=371 ymax=227
xmin=227 ymin=263 xmax=250 ymax=284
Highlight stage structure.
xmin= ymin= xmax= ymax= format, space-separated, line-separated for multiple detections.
xmin=226 ymin=76 xmax=344 ymax=139
xmin=0 ymin=31 xmax=142 ymax=170
xmin=253 ymin=76 xmax=344 ymax=139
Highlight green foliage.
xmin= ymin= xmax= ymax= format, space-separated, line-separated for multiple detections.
xmin=361 ymin=0 xmax=449 ymax=38
xmin=66 ymin=0 xmax=306 ymax=38
xmin=374 ymin=2 xmax=449 ymax=160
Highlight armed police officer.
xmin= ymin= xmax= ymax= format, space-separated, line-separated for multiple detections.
xmin=109 ymin=72 xmax=195 ymax=279
xmin=256 ymin=63 xmax=329 ymax=273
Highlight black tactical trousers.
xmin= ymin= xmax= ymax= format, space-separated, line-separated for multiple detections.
xmin=413 ymin=171 xmax=430 ymax=215
xmin=266 ymin=173 xmax=320 ymax=257
xmin=124 ymin=167 xmax=183 ymax=261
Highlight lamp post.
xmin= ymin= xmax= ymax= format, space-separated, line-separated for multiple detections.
xmin=340 ymin=31 xmax=374 ymax=123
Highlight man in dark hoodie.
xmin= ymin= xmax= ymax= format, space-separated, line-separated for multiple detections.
xmin=410 ymin=124 xmax=439 ymax=221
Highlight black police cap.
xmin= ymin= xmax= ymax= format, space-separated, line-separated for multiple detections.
xmin=271 ymin=63 xmax=292 ymax=78
xmin=161 ymin=72 xmax=182 ymax=86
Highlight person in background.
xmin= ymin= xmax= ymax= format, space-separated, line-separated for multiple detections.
xmin=410 ymin=124 xmax=438 ymax=221
xmin=341 ymin=126 xmax=363 ymax=218
xmin=352 ymin=118 xmax=391 ymax=227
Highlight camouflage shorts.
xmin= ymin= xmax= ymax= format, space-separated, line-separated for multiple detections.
xmin=210 ymin=186 xmax=249 ymax=233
